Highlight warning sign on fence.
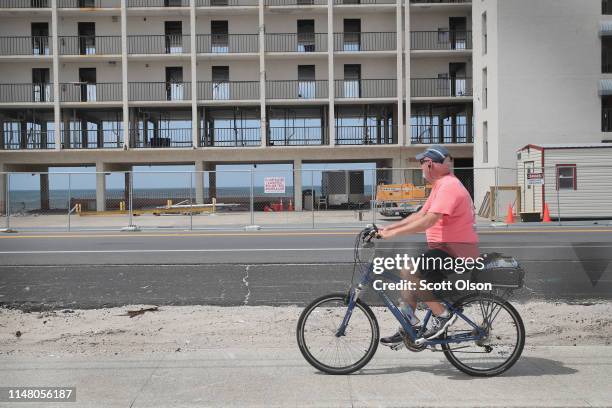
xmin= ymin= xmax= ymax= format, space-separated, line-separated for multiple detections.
xmin=527 ymin=172 xmax=544 ymax=185
xmin=264 ymin=177 xmax=286 ymax=194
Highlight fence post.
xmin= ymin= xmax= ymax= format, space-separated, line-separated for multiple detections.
xmin=67 ymin=173 xmax=71 ymax=232
xmin=128 ymin=171 xmax=134 ymax=228
xmin=5 ymin=173 xmax=10 ymax=231
xmin=189 ymin=171 xmax=193 ymax=231
xmin=311 ymin=170 xmax=314 ymax=229
xmin=250 ymin=167 xmax=254 ymax=226
xmin=494 ymin=166 xmax=499 ymax=222
xmin=371 ymin=168 xmax=376 ymax=225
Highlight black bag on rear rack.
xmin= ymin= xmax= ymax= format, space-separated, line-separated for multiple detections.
xmin=471 ymin=252 xmax=525 ymax=290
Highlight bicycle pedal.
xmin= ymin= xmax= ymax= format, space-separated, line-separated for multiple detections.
xmin=390 ymin=343 xmax=405 ymax=351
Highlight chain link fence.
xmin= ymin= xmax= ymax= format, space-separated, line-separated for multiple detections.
xmin=1 ymin=165 xmax=610 ymax=231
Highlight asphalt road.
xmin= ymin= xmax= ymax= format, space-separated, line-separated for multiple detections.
xmin=0 ymin=227 xmax=611 ymax=309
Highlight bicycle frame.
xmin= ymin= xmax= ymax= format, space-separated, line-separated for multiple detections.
xmin=336 ymin=262 xmax=487 ymax=346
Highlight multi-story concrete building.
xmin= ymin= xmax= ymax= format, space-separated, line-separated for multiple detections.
xmin=3 ymin=0 xmax=606 ymax=211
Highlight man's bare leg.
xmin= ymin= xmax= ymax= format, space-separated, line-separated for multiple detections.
xmin=399 ymin=268 xmax=447 ymax=316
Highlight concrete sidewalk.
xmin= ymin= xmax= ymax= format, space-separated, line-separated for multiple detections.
xmin=1 ymin=346 xmax=610 ymax=407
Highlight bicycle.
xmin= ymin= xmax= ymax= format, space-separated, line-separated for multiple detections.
xmin=296 ymin=225 xmax=525 ymax=377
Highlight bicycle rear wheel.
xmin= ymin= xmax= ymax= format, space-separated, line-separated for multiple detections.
xmin=297 ymin=293 xmax=379 ymax=375
xmin=442 ymin=293 xmax=525 ymax=377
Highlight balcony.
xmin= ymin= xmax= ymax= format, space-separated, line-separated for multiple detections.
xmin=266 ymin=80 xmax=328 ymax=100
xmin=265 ymin=0 xmax=327 ymax=5
xmin=0 ymin=83 xmax=53 ymax=103
xmin=131 ymin=128 xmax=192 ymax=148
xmin=1 ymin=130 xmax=55 ymax=150
xmin=0 ymin=0 xmax=50 ymax=8
xmin=605 ymin=0 xmax=612 ymax=14
xmin=127 ymin=0 xmax=189 ymax=7
xmin=129 ymin=82 xmax=191 ymax=102
xmin=335 ymin=79 xmax=396 ymax=99
xmin=411 ymin=31 xmax=472 ymax=51
xmin=410 ymin=0 xmax=471 ymax=3
xmin=0 ymin=36 xmax=51 ymax=56
xmin=60 ymin=82 xmax=122 ymax=102
xmin=128 ymin=35 xmax=190 ymax=54
xmin=411 ymin=123 xmax=473 ymax=144
xmin=196 ymin=34 xmax=258 ymax=54
xmin=196 ymin=0 xmax=258 ymax=6
xmin=59 ymin=36 xmax=121 ymax=55
xmin=335 ymin=125 xmax=395 ymax=145
xmin=333 ymin=32 xmax=396 ymax=52
xmin=197 ymin=81 xmax=259 ymax=101
xmin=202 ymin=127 xmax=260 ymax=147
xmin=57 ymin=0 xmax=120 ymax=7
xmin=268 ymin=126 xmax=324 ymax=146
xmin=265 ymin=33 xmax=327 ymax=53
xmin=411 ymin=77 xmax=472 ymax=98
xmin=61 ymin=129 xmax=123 ymax=149
xmin=333 ymin=0 xmax=395 ymax=4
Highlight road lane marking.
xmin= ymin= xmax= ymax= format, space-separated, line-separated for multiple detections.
xmin=1 ymin=244 xmax=612 ymax=255
xmin=1 ymin=228 xmax=612 ymax=239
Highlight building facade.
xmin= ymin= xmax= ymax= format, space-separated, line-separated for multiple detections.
xmin=3 ymin=0 xmax=605 ymax=211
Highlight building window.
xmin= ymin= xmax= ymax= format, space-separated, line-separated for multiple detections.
xmin=604 ymin=0 xmax=612 ymax=14
xmin=556 ymin=164 xmax=577 ymax=190
xmin=482 ymin=67 xmax=488 ymax=109
xmin=603 ymin=37 xmax=612 ymax=73
xmin=602 ymin=96 xmax=612 ymax=131
xmin=482 ymin=12 xmax=487 ymax=55
xmin=482 ymin=121 xmax=488 ymax=163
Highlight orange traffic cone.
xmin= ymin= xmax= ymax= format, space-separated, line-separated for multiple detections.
xmin=279 ymin=198 xmax=284 ymax=211
xmin=288 ymin=200 xmax=294 ymax=211
xmin=505 ymin=203 xmax=515 ymax=224
xmin=542 ymin=203 xmax=552 ymax=223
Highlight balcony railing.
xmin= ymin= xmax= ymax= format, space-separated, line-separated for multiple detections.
xmin=196 ymin=0 xmax=258 ymax=6
xmin=128 ymin=35 xmax=190 ymax=54
xmin=0 ymin=36 xmax=50 ymax=56
xmin=334 ymin=0 xmax=395 ymax=4
xmin=265 ymin=0 xmax=327 ymax=5
xmin=411 ymin=31 xmax=472 ymax=50
xmin=603 ymin=48 xmax=612 ymax=73
xmin=60 ymin=82 xmax=122 ymax=102
xmin=333 ymin=32 xmax=396 ymax=51
xmin=1 ymin=130 xmax=55 ymax=150
xmin=197 ymin=81 xmax=259 ymax=100
xmin=411 ymin=123 xmax=473 ymax=144
xmin=411 ymin=77 xmax=472 ymax=97
xmin=127 ymin=0 xmax=189 ymax=7
xmin=129 ymin=82 xmax=192 ymax=101
xmin=57 ymin=0 xmax=120 ymax=7
xmin=266 ymin=80 xmax=328 ymax=99
xmin=196 ymin=34 xmax=258 ymax=53
xmin=59 ymin=36 xmax=121 ymax=55
xmin=0 ymin=83 xmax=53 ymax=103
xmin=335 ymin=125 xmax=395 ymax=145
xmin=268 ymin=126 xmax=324 ymax=146
xmin=0 ymin=0 xmax=50 ymax=8
xmin=265 ymin=33 xmax=327 ymax=52
xmin=202 ymin=127 xmax=260 ymax=147
xmin=335 ymin=79 xmax=396 ymax=98
xmin=61 ymin=129 xmax=123 ymax=149
xmin=131 ymin=128 xmax=193 ymax=148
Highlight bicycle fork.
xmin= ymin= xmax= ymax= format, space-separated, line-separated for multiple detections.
xmin=335 ymin=284 xmax=364 ymax=337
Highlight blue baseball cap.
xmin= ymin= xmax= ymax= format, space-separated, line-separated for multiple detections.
xmin=415 ymin=145 xmax=450 ymax=163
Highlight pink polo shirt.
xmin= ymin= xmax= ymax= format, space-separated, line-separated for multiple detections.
xmin=421 ymin=174 xmax=479 ymax=258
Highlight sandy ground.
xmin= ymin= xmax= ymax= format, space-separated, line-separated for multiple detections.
xmin=1 ymin=302 xmax=610 ymax=358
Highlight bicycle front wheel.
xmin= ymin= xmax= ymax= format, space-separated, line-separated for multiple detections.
xmin=442 ymin=293 xmax=525 ymax=377
xmin=297 ymin=293 xmax=379 ymax=375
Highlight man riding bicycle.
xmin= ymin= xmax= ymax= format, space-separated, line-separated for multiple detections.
xmin=378 ymin=145 xmax=479 ymax=346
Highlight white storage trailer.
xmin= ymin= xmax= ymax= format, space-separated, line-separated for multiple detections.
xmin=517 ymin=143 xmax=612 ymax=218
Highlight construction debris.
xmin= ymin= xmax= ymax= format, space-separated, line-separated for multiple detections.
xmin=121 ymin=306 xmax=159 ymax=318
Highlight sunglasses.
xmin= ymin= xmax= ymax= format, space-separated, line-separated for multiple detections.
xmin=419 ymin=158 xmax=433 ymax=165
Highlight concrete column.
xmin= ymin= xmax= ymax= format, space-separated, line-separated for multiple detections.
xmin=96 ymin=162 xmax=106 ymax=212
xmin=190 ymin=0 xmax=199 ymax=147
xmin=258 ymin=0 xmax=267 ymax=147
xmin=396 ymin=0 xmax=404 ymax=146
xmin=404 ymin=0 xmax=411 ymax=146
xmin=0 ymin=167 xmax=5 ymax=216
xmin=121 ymin=0 xmax=130 ymax=148
xmin=327 ymin=0 xmax=335 ymax=146
xmin=51 ymin=0 xmax=61 ymax=150
xmin=293 ymin=159 xmax=302 ymax=211
xmin=195 ymin=161 xmax=204 ymax=204
xmin=40 ymin=172 xmax=50 ymax=210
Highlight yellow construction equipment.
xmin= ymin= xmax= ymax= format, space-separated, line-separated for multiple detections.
xmin=376 ymin=183 xmax=431 ymax=218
